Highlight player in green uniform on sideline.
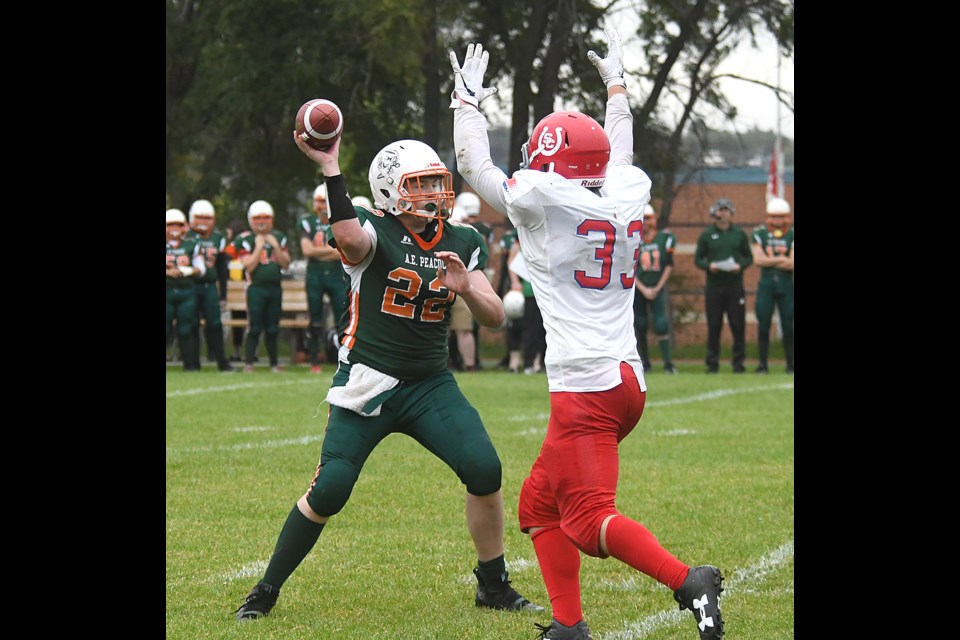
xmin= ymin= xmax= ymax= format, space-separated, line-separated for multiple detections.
xmin=165 ymin=208 xmax=206 ymax=371
xmin=185 ymin=199 xmax=234 ymax=372
xmin=232 ymin=135 xmax=542 ymax=622
xmin=229 ymin=200 xmax=291 ymax=373
xmin=750 ymin=197 xmax=794 ymax=373
xmin=633 ymin=204 xmax=678 ymax=374
xmin=299 ymin=183 xmax=347 ymax=374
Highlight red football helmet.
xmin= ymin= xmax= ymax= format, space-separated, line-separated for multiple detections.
xmin=520 ymin=111 xmax=610 ymax=188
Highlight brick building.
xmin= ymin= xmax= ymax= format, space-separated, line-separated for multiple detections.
xmin=469 ymin=165 xmax=795 ymax=349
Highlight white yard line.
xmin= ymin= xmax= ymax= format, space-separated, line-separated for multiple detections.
xmin=601 ymin=540 xmax=794 ymax=639
xmin=166 ymin=378 xmax=318 ymax=398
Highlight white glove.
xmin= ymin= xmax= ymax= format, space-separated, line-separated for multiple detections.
xmin=587 ymin=28 xmax=626 ymax=89
xmin=448 ymin=43 xmax=498 ymax=109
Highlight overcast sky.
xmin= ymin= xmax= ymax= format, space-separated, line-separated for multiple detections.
xmin=607 ymin=11 xmax=794 ymax=141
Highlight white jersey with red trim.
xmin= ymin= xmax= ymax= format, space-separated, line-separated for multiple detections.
xmin=454 ymin=93 xmax=650 ymax=392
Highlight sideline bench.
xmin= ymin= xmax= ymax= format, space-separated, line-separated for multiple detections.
xmin=223 ymin=278 xmax=309 ymax=330
xmin=221 ymin=278 xmax=310 ymax=364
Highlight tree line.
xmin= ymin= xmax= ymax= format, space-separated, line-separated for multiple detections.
xmin=166 ymin=0 xmax=794 ymax=235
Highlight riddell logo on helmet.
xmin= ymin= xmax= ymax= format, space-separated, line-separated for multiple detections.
xmin=578 ymin=178 xmax=604 ymax=188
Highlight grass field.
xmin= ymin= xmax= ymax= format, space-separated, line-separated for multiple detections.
xmin=166 ymin=364 xmax=794 ymax=639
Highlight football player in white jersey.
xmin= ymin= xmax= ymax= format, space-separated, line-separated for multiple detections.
xmin=449 ymin=29 xmax=725 ymax=640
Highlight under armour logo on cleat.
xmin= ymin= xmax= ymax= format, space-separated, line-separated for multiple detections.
xmin=693 ymin=594 xmax=714 ymax=631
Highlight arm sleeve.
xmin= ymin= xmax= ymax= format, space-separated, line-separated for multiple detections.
xmin=324 ymin=174 xmax=358 ymax=224
xmin=604 ymin=93 xmax=634 ymax=168
xmin=452 ymin=106 xmax=510 ymax=217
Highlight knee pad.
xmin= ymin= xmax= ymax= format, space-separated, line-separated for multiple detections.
xmin=458 ymin=438 xmax=502 ymax=497
xmin=305 ymin=459 xmax=360 ymax=517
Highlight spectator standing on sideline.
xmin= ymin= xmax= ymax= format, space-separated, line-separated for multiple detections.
xmin=500 ymin=228 xmax=523 ymax=373
xmin=185 ymin=199 xmax=235 ymax=372
xmin=456 ymin=191 xmax=491 ymax=369
xmin=300 ymin=184 xmax=348 ymax=374
xmin=224 ymin=218 xmax=249 ymax=362
xmin=508 ymin=238 xmax=545 ymax=375
xmin=166 ymin=209 xmax=206 ymax=371
xmin=230 ymin=200 xmax=291 ymax=373
xmin=447 ymin=203 xmax=478 ymax=372
xmin=232 ymin=134 xmax=543 ymax=621
xmin=694 ymin=198 xmax=753 ymax=374
xmin=633 ymin=204 xmax=677 ymax=374
xmin=449 ymin=31 xmax=725 ymax=640
xmin=750 ymin=196 xmax=794 ymax=374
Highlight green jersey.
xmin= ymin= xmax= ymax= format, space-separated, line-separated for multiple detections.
xmin=340 ymin=212 xmax=488 ymax=380
xmin=751 ymin=225 xmax=794 ymax=283
xmin=636 ymin=229 xmax=676 ymax=287
xmin=231 ymin=230 xmax=288 ymax=285
xmin=166 ymin=237 xmax=202 ymax=289
xmin=300 ymin=215 xmax=342 ymax=275
xmin=695 ymin=223 xmax=753 ymax=286
xmin=185 ymin=228 xmax=227 ymax=285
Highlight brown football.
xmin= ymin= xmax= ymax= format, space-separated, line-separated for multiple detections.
xmin=295 ymin=99 xmax=343 ymax=151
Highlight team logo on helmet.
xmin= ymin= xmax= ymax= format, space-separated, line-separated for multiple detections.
xmin=375 ymin=149 xmax=401 ymax=184
xmin=536 ymin=127 xmax=564 ymax=158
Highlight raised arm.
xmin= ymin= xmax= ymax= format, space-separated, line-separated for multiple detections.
xmin=588 ymin=28 xmax=633 ymax=168
xmin=449 ymin=43 xmax=510 ymax=217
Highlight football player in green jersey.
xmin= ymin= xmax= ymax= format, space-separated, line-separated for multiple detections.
xmin=231 ymin=200 xmax=292 ymax=372
xmin=185 ymin=199 xmax=234 ymax=372
xmin=750 ymin=197 xmax=794 ymax=373
xmin=233 ymin=136 xmax=542 ymax=621
xmin=165 ymin=209 xmax=206 ymax=371
xmin=633 ymin=204 xmax=678 ymax=374
xmin=299 ymin=183 xmax=347 ymax=374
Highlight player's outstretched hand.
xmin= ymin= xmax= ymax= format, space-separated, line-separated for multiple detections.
xmin=448 ymin=43 xmax=498 ymax=109
xmin=293 ymin=131 xmax=341 ymax=174
xmin=587 ymin=28 xmax=626 ymax=89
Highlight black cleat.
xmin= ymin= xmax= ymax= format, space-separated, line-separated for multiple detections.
xmin=534 ymin=618 xmax=593 ymax=639
xmin=664 ymin=364 xmax=678 ymax=374
xmin=755 ymin=365 xmax=768 ymax=374
xmin=673 ymin=565 xmax=724 ymax=639
xmin=474 ymin=568 xmax=544 ymax=612
xmin=234 ymin=583 xmax=280 ymax=621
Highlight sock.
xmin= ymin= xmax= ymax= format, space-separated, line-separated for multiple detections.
xmin=475 ymin=554 xmax=507 ymax=584
xmin=658 ymin=337 xmax=672 ymax=366
xmin=530 ymin=527 xmax=583 ymax=627
xmin=261 ymin=505 xmax=325 ymax=589
xmin=603 ymin=515 xmax=688 ymax=590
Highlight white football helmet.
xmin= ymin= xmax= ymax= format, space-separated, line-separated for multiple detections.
xmin=766 ymin=197 xmax=791 ymax=215
xmin=502 ymin=290 xmax=525 ymax=320
xmin=188 ymin=199 xmax=215 ymax=231
xmin=166 ymin=208 xmax=186 ymax=238
xmin=766 ymin=197 xmax=791 ymax=236
xmin=368 ymin=140 xmax=454 ymax=220
xmin=247 ymin=200 xmax=275 ymax=231
xmin=455 ymin=191 xmax=481 ymax=217
xmin=351 ymin=195 xmax=372 ymax=209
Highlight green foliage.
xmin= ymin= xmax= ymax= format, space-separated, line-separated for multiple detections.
xmin=166 ymin=367 xmax=794 ymax=639
xmin=167 ymin=0 xmax=794 ymax=234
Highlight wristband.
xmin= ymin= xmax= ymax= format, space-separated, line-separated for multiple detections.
xmin=324 ymin=175 xmax=359 ymax=224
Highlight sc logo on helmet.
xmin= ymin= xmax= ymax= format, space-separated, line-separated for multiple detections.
xmin=536 ymin=127 xmax=564 ymax=158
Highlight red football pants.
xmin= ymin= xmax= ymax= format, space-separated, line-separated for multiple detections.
xmin=518 ymin=362 xmax=646 ymax=557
